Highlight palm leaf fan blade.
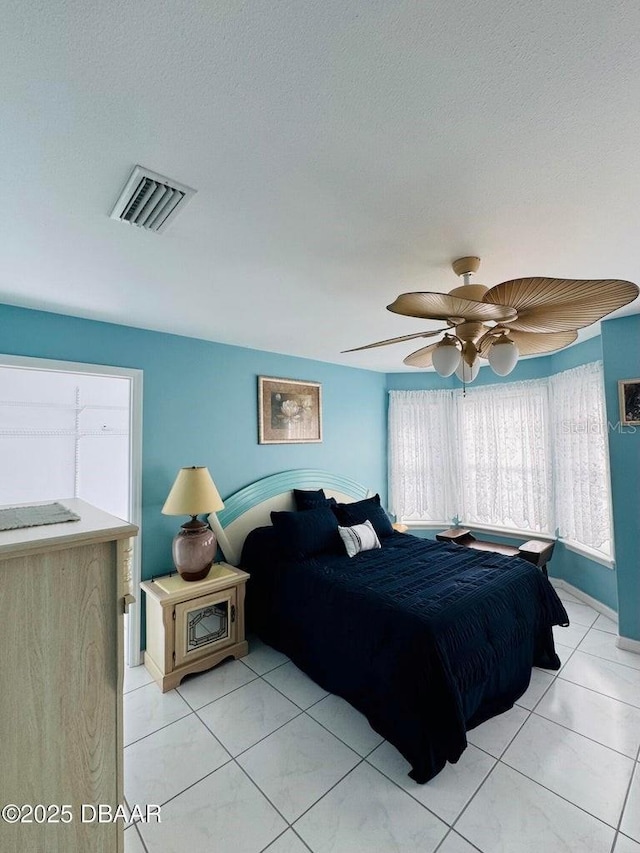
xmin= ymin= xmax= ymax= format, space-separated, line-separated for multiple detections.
xmin=483 ymin=278 xmax=639 ymax=333
xmin=480 ymin=329 xmax=578 ymax=358
xmin=341 ymin=328 xmax=448 ymax=353
xmin=387 ymin=292 xmax=516 ymax=323
xmin=403 ymin=342 xmax=439 ymax=368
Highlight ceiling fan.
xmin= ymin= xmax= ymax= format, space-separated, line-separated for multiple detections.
xmin=344 ymin=257 xmax=639 ymax=382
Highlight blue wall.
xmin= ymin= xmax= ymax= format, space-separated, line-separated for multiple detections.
xmin=0 ymin=304 xmax=388 ymax=582
xmin=386 ymin=336 xmax=603 ymax=392
xmin=386 ymin=350 xmax=553 ymax=391
xmin=1 ymin=302 xmax=637 ymax=639
xmin=601 ymin=315 xmax=640 ymax=639
xmin=550 ymin=335 xmax=602 ymax=373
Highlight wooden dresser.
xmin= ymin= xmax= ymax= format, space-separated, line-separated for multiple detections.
xmin=0 ymin=500 xmax=138 ymax=853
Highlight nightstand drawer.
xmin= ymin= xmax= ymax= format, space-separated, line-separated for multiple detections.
xmin=174 ymin=588 xmax=237 ymax=666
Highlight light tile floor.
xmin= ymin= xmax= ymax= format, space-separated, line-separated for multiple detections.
xmin=123 ymin=587 xmax=640 ymax=853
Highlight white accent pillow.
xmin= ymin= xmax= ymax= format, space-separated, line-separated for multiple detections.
xmin=338 ymin=519 xmax=382 ymax=558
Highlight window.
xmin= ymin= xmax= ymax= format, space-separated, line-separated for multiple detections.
xmin=388 ymin=362 xmax=613 ymax=560
xmin=457 ymin=380 xmax=553 ymax=535
xmin=388 ymin=389 xmax=458 ymax=523
xmin=550 ymin=363 xmax=613 ymax=559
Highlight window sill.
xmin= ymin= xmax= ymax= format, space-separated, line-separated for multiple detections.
xmin=460 ymin=522 xmax=555 ymax=543
xmin=399 ymin=520 xmax=451 ymax=530
xmin=399 ymin=519 xmax=555 ymax=543
xmin=560 ymin=539 xmax=615 ymax=570
xmin=399 ymin=521 xmax=615 ymax=570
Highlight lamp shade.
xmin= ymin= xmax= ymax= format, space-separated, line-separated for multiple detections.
xmin=488 ymin=336 xmax=519 ymax=376
xmin=455 ymin=357 xmax=480 ymax=383
xmin=162 ymin=466 xmax=224 ymax=516
xmin=162 ymin=467 xmax=225 ymax=581
xmin=432 ymin=338 xmax=461 ymax=377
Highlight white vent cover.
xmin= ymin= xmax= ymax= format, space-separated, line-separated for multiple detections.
xmin=110 ymin=166 xmax=197 ymax=233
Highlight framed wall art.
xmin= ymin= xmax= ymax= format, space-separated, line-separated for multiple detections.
xmin=258 ymin=376 xmax=322 ymax=444
xmin=618 ymin=378 xmax=640 ymax=426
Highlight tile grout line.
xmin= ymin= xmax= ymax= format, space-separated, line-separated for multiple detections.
xmin=124 ymin=709 xmax=193 ymax=749
xmin=122 ymin=677 xmax=155 ymax=697
xmin=468 ymin=706 xmax=533 ymax=764
xmin=176 ymin=671 xmax=260 ymax=713
xmin=250 ymin=651 xmax=638 ymax=848
xmin=256 ymin=825 xmax=315 ymax=853
xmin=231 ymin=738 xmax=368 ymax=844
xmin=128 ymin=668 xmax=362 ymax=839
xmin=202 ymin=664 xmax=382 ymax=758
xmin=362 ymin=750 xmax=487 ymax=833
xmin=446 ymin=705 xmax=535 ymax=835
xmin=132 ymin=820 xmax=150 ymax=853
xmin=557 ymin=671 xmax=640 ymax=712
xmin=124 ymin=725 xmax=237 ymax=824
xmin=287 ymin=757 xmax=369 ymax=829
xmin=126 ymin=632 xmax=640 ymax=850
xmin=260 ymin=676 xmax=330 ymax=714
xmin=612 ymin=749 xmax=640 ymax=848
xmin=432 ymin=828 xmax=484 ymax=853
xmin=221 ymin=681 xmax=380 ymax=837
xmin=134 ymin=761 xmax=234 ymax=823
xmin=232 ymin=752 xmax=303 ymax=834
xmin=229 ymin=716 xmax=481 ymax=845
xmin=194 ymin=691 xmax=306 ymax=762
xmin=573 ymin=644 xmax=640 ymax=676
xmin=451 ymin=670 xmax=636 ymax=841
xmin=448 ymin=748 xmax=507 ymax=847
xmin=529 ymin=704 xmax=640 ymax=761
xmin=130 ymin=661 xmax=296 ymax=753
xmin=489 ymin=755 xmax=628 ymax=834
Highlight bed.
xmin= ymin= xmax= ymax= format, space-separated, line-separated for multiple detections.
xmin=209 ymin=469 xmax=569 ymax=783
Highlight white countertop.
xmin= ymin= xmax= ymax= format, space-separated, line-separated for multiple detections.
xmin=0 ymin=498 xmax=138 ymax=558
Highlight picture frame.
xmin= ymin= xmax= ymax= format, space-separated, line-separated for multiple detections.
xmin=258 ymin=376 xmax=322 ymax=444
xmin=618 ymin=378 xmax=640 ymax=426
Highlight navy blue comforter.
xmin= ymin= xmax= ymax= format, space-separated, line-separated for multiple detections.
xmin=241 ymin=531 xmax=569 ymax=783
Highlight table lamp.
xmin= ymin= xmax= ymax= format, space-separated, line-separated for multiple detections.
xmin=161 ymin=466 xmax=225 ymax=581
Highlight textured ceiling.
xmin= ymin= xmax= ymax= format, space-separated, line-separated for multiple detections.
xmin=2 ymin=0 xmax=639 ymax=372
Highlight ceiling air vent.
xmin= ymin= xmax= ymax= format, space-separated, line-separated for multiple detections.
xmin=110 ymin=165 xmax=197 ymax=233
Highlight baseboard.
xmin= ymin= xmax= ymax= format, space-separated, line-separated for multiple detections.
xmin=549 ymin=578 xmax=640 ymax=655
xmin=548 ymin=577 xmax=618 ymax=622
xmin=616 ymin=636 xmax=640 ymax=654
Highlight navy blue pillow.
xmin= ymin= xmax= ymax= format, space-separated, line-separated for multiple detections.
xmin=240 ymin=525 xmax=282 ymax=570
xmin=293 ymin=488 xmax=337 ymax=511
xmin=270 ymin=507 xmax=340 ymax=559
xmin=332 ymin=494 xmax=394 ymax=538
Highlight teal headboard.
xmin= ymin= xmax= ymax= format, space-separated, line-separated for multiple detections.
xmin=209 ymin=468 xmax=371 ymax=565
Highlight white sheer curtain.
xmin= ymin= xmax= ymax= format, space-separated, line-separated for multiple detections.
xmin=457 ymin=379 xmax=554 ymax=534
xmin=388 ymin=390 xmax=458 ymax=522
xmin=389 ymin=365 xmax=613 ymax=556
xmin=550 ymin=362 xmax=613 ymax=557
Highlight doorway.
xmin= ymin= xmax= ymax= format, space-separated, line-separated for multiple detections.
xmin=0 ymin=354 xmax=143 ymax=666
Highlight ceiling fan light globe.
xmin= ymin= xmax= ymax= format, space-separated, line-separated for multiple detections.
xmin=432 ymin=340 xmax=461 ymax=377
xmin=488 ymin=338 xmax=519 ymax=376
xmin=455 ymin=358 xmax=480 ymax=383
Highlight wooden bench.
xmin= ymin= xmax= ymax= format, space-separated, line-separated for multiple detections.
xmin=435 ymin=527 xmax=555 ymax=576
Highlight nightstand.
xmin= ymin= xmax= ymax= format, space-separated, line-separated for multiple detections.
xmin=141 ymin=562 xmax=249 ymax=692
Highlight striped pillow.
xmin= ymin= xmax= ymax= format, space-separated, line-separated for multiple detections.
xmin=338 ymin=520 xmax=381 ymax=558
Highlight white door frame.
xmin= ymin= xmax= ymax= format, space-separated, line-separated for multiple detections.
xmin=0 ymin=353 xmax=143 ymax=666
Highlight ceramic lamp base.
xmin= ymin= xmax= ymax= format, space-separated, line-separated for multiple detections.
xmin=172 ymin=517 xmax=216 ymax=581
